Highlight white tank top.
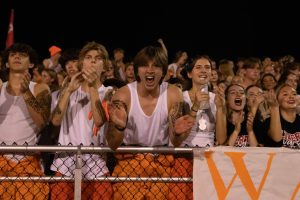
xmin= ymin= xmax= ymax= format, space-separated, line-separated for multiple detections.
xmin=0 ymin=81 xmax=38 ymax=145
xmin=123 ymin=81 xmax=169 ymax=146
xmin=181 ymin=90 xmax=216 ymax=147
xmin=51 ymin=85 xmax=111 ymax=178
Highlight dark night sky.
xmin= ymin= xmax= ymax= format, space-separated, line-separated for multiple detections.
xmin=1 ymin=0 xmax=299 ymax=62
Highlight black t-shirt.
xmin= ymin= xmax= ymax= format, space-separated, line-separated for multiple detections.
xmin=227 ymin=110 xmax=265 ymax=147
xmin=262 ymin=114 xmax=300 ymax=148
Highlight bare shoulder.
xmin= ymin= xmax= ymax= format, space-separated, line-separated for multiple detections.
xmin=167 ymin=84 xmax=183 ymax=103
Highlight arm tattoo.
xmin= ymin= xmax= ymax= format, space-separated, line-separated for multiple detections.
xmin=95 ymin=99 xmax=107 ymax=122
xmin=24 ymin=89 xmax=51 ymax=121
xmin=52 ymin=87 xmax=68 ymax=116
xmin=169 ymin=102 xmax=185 ymax=125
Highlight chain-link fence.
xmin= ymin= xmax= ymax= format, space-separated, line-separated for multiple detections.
xmin=0 ymin=145 xmax=194 ymax=200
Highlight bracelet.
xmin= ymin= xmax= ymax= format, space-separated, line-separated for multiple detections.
xmin=114 ymin=125 xmax=126 ymax=132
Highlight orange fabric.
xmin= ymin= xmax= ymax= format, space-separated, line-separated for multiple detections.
xmin=112 ymin=153 xmax=174 ymax=200
xmin=50 ymin=172 xmax=113 ymax=200
xmin=0 ymin=155 xmax=49 ymax=200
xmin=102 ymin=100 xmax=110 ymax=122
xmin=169 ymin=157 xmax=193 ymax=200
xmin=49 ymin=45 xmax=62 ymax=57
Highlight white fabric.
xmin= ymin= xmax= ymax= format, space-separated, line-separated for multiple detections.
xmin=193 ymin=146 xmax=300 ymax=200
xmin=123 ymin=81 xmax=169 ymax=146
xmin=0 ymin=81 xmax=38 ymax=145
xmin=51 ymin=85 xmax=112 ymax=178
xmin=180 ymin=91 xmax=216 ymax=147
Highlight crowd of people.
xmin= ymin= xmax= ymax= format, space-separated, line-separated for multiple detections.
xmin=0 ymin=39 xmax=299 ymax=199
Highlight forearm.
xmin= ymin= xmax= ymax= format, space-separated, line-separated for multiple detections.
xmin=228 ymin=130 xmax=239 ymax=146
xmin=106 ymin=121 xmax=125 ymax=150
xmin=268 ymin=107 xmax=282 ymax=142
xmin=51 ymin=87 xmax=71 ymax=126
xmin=89 ymin=87 xmax=107 ymax=127
xmin=216 ymin=106 xmax=227 ymax=145
xmin=23 ymin=90 xmax=50 ymax=129
xmin=248 ymin=131 xmax=258 ymax=147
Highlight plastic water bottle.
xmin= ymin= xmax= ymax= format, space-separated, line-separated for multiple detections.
xmin=199 ymin=84 xmax=210 ymax=110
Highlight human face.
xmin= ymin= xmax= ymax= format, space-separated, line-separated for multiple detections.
xmin=178 ymin=52 xmax=188 ymax=66
xmin=137 ymin=61 xmax=163 ymax=91
xmin=7 ymin=52 xmax=32 ymax=72
xmin=227 ymin=85 xmax=246 ymax=111
xmin=263 ymin=65 xmax=275 ymax=75
xmin=105 ymin=61 xmax=114 ymax=79
xmin=262 ymin=75 xmax=276 ymax=90
xmin=114 ymin=51 xmax=124 ymax=62
xmin=188 ymin=58 xmax=211 ymax=86
xmin=244 ymin=64 xmax=260 ymax=81
xmin=41 ymin=71 xmax=53 ymax=86
xmin=278 ymin=86 xmax=297 ymax=110
xmin=285 ymin=73 xmax=298 ymax=90
xmin=82 ymin=50 xmax=104 ymax=76
xmin=65 ymin=60 xmax=79 ymax=77
xmin=210 ymin=69 xmax=218 ymax=82
xmin=125 ymin=64 xmax=135 ymax=79
xmin=246 ymin=86 xmax=263 ymax=106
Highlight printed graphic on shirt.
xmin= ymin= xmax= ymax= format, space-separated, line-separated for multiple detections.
xmin=234 ymin=135 xmax=249 ymax=147
xmin=283 ymin=130 xmax=300 ymax=149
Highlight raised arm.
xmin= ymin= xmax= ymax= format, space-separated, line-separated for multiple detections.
xmin=215 ymin=86 xmax=227 ymax=145
xmin=168 ymin=85 xmax=196 ymax=146
xmin=105 ymin=86 xmax=130 ymax=150
xmin=51 ymin=73 xmax=82 ymax=126
xmin=22 ymin=71 xmax=51 ymax=130
xmin=265 ymin=90 xmax=282 ymax=142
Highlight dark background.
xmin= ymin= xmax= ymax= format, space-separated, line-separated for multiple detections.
xmin=1 ymin=0 xmax=299 ymax=62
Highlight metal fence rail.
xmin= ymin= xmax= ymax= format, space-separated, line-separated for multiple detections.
xmin=0 ymin=145 xmax=195 ymax=200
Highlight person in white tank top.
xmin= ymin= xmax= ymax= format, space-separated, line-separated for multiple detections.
xmin=50 ymin=42 xmax=113 ymax=199
xmin=169 ymin=55 xmax=218 ymax=199
xmin=105 ymin=45 xmax=195 ymax=199
xmin=0 ymin=43 xmax=51 ymax=199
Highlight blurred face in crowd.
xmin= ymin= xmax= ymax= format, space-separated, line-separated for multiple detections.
xmin=262 ymin=75 xmax=277 ymax=90
xmin=285 ymin=73 xmax=298 ymax=90
xmin=65 ymin=60 xmax=79 ymax=77
xmin=246 ymin=86 xmax=263 ymax=106
xmin=244 ymin=64 xmax=260 ymax=81
xmin=210 ymin=69 xmax=218 ymax=83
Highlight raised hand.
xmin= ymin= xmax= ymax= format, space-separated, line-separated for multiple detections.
xmin=81 ymin=65 xmax=100 ymax=88
xmin=232 ymin=111 xmax=244 ymax=133
xmin=214 ymin=86 xmax=225 ymax=108
xmin=108 ymin=100 xmax=128 ymax=129
xmin=246 ymin=112 xmax=254 ymax=133
xmin=264 ymin=90 xmax=278 ymax=107
xmin=174 ymin=115 xmax=195 ymax=135
xmin=66 ymin=72 xmax=83 ymax=93
xmin=20 ymin=71 xmax=31 ymax=93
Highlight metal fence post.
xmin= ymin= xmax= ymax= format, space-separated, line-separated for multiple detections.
xmin=74 ymin=146 xmax=82 ymax=200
